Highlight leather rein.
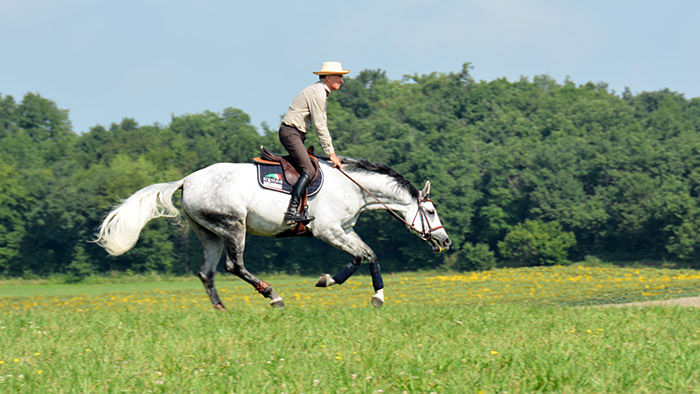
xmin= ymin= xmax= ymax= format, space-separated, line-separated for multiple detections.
xmin=337 ymin=168 xmax=444 ymax=241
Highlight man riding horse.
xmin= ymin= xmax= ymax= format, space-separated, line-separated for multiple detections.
xmin=279 ymin=61 xmax=347 ymax=225
xmin=96 ymin=60 xmax=451 ymax=309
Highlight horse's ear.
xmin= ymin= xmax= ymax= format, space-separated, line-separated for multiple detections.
xmin=422 ymin=181 xmax=431 ymax=197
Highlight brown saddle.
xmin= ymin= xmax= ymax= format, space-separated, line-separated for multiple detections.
xmin=253 ymin=146 xmax=321 ymax=186
xmin=252 ymin=146 xmax=320 ymax=239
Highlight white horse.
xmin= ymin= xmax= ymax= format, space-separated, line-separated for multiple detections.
xmin=96 ymin=157 xmax=451 ymax=309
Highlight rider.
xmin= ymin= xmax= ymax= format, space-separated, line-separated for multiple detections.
xmin=279 ymin=61 xmax=347 ymax=224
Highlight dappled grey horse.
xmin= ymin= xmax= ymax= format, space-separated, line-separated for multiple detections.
xmin=97 ymin=157 xmax=451 ymax=308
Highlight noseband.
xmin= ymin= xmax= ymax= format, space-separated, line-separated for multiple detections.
xmin=338 ymin=168 xmax=442 ymax=242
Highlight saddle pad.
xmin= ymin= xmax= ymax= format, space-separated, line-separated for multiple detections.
xmin=255 ymin=163 xmax=324 ymax=196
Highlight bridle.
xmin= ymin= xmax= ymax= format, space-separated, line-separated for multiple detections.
xmin=338 ymin=168 xmax=444 ymax=242
xmin=409 ymin=195 xmax=445 ymax=242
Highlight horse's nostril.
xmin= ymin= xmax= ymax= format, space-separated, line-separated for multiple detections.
xmin=444 ymin=238 xmax=452 ymax=246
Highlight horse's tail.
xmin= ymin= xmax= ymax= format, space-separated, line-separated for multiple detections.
xmin=96 ymin=179 xmax=185 ymax=256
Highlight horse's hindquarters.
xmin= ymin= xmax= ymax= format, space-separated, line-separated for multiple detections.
xmin=181 ymin=163 xmax=296 ymax=237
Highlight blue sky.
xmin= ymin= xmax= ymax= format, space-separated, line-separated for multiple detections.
xmin=2 ymin=0 xmax=699 ymax=134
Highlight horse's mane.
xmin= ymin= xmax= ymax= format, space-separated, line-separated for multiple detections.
xmin=338 ymin=157 xmax=420 ymax=198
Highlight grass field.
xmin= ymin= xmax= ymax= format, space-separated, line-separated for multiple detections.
xmin=1 ymin=265 xmax=699 ymax=393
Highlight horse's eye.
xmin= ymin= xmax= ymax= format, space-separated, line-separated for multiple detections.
xmin=427 ymin=209 xmax=435 ymax=215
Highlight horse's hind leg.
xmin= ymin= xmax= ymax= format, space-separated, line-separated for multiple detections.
xmin=221 ymin=227 xmax=284 ymax=308
xmin=189 ymin=219 xmax=227 ymax=310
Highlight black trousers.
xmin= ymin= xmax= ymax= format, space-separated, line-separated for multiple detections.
xmin=279 ymin=124 xmax=316 ymax=179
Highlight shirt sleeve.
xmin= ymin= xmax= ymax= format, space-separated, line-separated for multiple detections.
xmin=309 ymin=86 xmax=336 ymax=156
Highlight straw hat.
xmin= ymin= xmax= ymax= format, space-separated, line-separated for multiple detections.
xmin=313 ymin=61 xmax=350 ymax=75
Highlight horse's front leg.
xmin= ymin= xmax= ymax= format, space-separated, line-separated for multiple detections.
xmin=316 ymin=258 xmax=361 ymax=287
xmin=369 ymin=261 xmax=384 ymax=307
xmin=315 ymin=228 xmax=385 ymax=307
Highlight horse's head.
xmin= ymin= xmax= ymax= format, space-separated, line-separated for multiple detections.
xmin=406 ymin=181 xmax=451 ymax=253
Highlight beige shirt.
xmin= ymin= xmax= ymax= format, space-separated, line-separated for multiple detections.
xmin=281 ymin=80 xmax=335 ymax=155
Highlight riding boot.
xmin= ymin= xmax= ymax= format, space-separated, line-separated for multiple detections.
xmin=283 ymin=171 xmax=315 ymax=224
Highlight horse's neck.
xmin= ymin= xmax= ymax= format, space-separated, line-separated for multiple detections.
xmin=349 ymin=171 xmax=414 ymax=212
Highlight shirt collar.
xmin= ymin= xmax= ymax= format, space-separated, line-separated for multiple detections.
xmin=318 ymin=80 xmax=331 ymax=96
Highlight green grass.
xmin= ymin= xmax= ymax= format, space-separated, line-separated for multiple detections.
xmin=0 ymin=278 xmax=201 ymax=298
xmin=1 ymin=267 xmax=699 ymax=393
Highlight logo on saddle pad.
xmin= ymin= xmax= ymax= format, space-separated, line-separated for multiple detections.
xmin=255 ymin=163 xmax=323 ymax=196
xmin=262 ymin=173 xmax=284 ymax=190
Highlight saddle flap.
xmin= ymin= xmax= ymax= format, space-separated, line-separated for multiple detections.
xmin=281 ymin=162 xmax=299 ymax=184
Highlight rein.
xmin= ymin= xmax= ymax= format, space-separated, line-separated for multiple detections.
xmin=337 ymin=168 xmax=443 ymax=241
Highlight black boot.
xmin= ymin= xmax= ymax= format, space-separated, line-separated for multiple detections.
xmin=284 ymin=171 xmax=315 ymax=224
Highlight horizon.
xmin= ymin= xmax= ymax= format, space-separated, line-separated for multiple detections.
xmin=3 ymin=0 xmax=699 ymax=133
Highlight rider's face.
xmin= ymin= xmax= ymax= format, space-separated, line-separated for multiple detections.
xmin=325 ymin=74 xmax=344 ymax=91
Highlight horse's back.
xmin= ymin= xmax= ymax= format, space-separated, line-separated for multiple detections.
xmin=180 ymin=160 xmax=354 ymax=236
xmin=183 ymin=162 xmax=253 ymax=197
xmin=181 ymin=162 xmax=292 ymax=235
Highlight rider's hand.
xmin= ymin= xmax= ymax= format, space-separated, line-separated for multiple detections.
xmin=330 ymin=153 xmax=342 ymax=169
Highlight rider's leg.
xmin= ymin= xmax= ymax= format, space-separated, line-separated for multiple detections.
xmin=284 ymin=170 xmax=315 ymax=224
xmin=279 ymin=124 xmax=315 ymax=177
xmin=279 ymin=124 xmax=316 ymax=224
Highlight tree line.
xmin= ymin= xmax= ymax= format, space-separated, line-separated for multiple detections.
xmin=2 ymin=63 xmax=700 ymax=279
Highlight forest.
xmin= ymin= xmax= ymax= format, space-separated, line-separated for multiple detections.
xmin=2 ymin=63 xmax=700 ymax=279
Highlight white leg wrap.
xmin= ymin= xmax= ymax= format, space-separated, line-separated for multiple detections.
xmin=371 ymin=288 xmax=384 ymax=307
xmin=315 ymin=274 xmax=336 ymax=287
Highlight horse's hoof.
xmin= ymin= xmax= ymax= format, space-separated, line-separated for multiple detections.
xmin=315 ymin=274 xmax=335 ymax=287
xmin=214 ymin=303 xmax=226 ymax=311
xmin=270 ymin=298 xmax=285 ymax=308
xmin=371 ymin=289 xmax=384 ymax=307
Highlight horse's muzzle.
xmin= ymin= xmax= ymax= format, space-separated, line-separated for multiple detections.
xmin=429 ymin=234 xmax=451 ymax=253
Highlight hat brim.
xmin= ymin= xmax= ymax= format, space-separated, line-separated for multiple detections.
xmin=313 ymin=69 xmax=350 ymax=75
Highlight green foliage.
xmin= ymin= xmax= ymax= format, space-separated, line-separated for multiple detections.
xmin=446 ymin=242 xmax=496 ymax=272
xmin=64 ymin=244 xmax=94 ymax=283
xmin=3 ymin=62 xmax=700 ymax=277
xmin=498 ymin=220 xmax=576 ymax=266
xmin=0 ymin=158 xmax=28 ymax=275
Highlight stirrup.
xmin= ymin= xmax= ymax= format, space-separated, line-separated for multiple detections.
xmin=284 ymin=212 xmax=315 ymax=225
